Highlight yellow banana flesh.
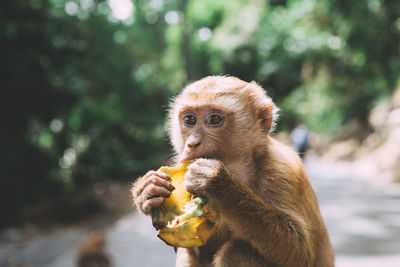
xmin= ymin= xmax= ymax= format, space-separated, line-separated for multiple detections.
xmin=152 ymin=162 xmax=219 ymax=248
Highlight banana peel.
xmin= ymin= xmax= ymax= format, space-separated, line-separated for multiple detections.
xmin=151 ymin=162 xmax=219 ymax=248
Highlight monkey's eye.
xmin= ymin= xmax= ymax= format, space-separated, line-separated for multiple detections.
xmin=183 ymin=114 xmax=197 ymax=126
xmin=208 ymin=114 xmax=224 ymax=126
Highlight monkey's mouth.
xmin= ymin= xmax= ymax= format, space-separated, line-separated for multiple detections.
xmin=180 ymin=152 xmax=219 ymax=162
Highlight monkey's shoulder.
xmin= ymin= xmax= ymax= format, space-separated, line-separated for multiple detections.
xmin=252 ymin=137 xmax=311 ymax=199
xmin=266 ymin=137 xmax=304 ymax=175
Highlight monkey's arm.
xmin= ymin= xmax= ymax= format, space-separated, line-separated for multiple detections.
xmin=185 ymin=159 xmax=314 ymax=267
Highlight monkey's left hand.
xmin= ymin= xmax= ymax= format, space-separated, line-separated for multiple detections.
xmin=184 ymin=158 xmax=226 ymax=196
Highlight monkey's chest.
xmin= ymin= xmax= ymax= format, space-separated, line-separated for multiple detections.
xmin=213 ymin=239 xmax=270 ymax=267
xmin=191 ymin=226 xmax=230 ymax=264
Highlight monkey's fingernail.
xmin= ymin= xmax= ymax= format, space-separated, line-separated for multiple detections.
xmin=152 ymin=220 xmax=165 ymax=230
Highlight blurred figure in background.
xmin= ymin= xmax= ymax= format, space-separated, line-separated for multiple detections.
xmin=77 ymin=232 xmax=111 ymax=267
xmin=290 ymin=124 xmax=310 ymax=160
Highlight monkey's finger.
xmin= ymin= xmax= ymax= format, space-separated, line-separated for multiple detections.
xmin=150 ymin=176 xmax=175 ymax=191
xmin=194 ymin=158 xmax=222 ymax=169
xmin=138 ymin=176 xmax=175 ymax=196
xmin=184 ymin=171 xmax=205 ymax=195
xmin=142 ymin=170 xmax=171 ymax=183
xmin=135 ymin=171 xmax=172 ymax=196
xmin=192 ymin=158 xmax=212 ymax=166
xmin=133 ymin=171 xmax=157 ymax=197
xmin=153 ymin=171 xmax=171 ymax=181
xmin=188 ymin=162 xmax=218 ymax=179
xmin=142 ymin=197 xmax=165 ymax=215
xmin=142 ymin=184 xmax=172 ymax=199
xmin=184 ymin=179 xmax=201 ymax=196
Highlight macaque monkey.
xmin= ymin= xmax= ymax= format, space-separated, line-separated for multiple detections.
xmin=132 ymin=76 xmax=334 ymax=267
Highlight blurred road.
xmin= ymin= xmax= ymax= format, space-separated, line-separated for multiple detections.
xmin=1 ymin=157 xmax=400 ymax=267
xmin=306 ymin=157 xmax=400 ymax=267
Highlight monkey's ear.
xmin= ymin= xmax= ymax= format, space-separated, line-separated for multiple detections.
xmin=257 ymin=104 xmax=274 ymax=133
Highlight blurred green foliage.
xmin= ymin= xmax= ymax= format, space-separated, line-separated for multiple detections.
xmin=1 ymin=0 xmax=399 ymax=224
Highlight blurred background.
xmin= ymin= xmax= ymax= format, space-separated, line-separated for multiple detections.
xmin=1 ymin=0 xmax=400 ymax=266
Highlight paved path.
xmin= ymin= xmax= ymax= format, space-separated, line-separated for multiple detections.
xmin=306 ymin=157 xmax=400 ymax=267
xmin=1 ymin=158 xmax=400 ymax=267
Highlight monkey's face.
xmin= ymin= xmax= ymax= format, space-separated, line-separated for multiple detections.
xmin=169 ymin=76 xmax=277 ymax=164
xmin=178 ymin=104 xmax=233 ymax=162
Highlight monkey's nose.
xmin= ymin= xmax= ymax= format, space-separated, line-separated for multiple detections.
xmin=187 ymin=141 xmax=201 ymax=149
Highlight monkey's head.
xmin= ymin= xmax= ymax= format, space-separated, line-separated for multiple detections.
xmin=168 ymin=76 xmax=278 ymax=162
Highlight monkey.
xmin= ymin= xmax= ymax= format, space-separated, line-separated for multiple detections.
xmin=77 ymin=232 xmax=111 ymax=267
xmin=132 ymin=76 xmax=334 ymax=267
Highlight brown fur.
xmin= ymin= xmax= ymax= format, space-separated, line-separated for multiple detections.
xmin=132 ymin=76 xmax=334 ymax=267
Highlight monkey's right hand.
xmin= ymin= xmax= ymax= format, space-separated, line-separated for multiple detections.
xmin=132 ymin=170 xmax=175 ymax=215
